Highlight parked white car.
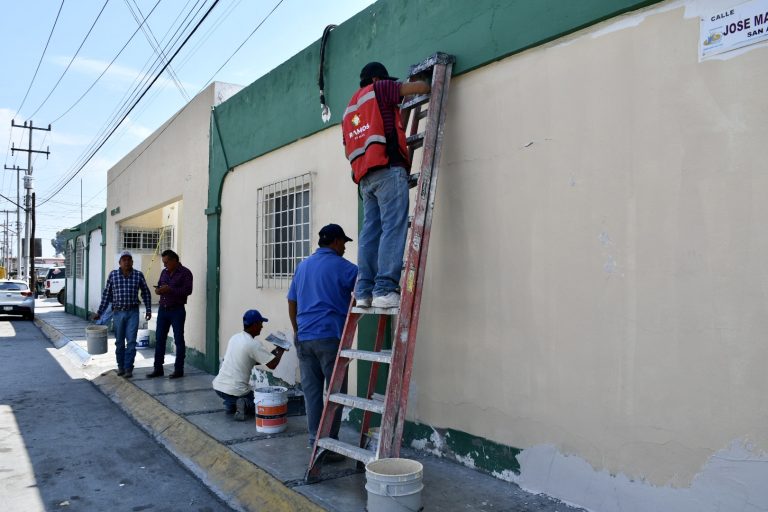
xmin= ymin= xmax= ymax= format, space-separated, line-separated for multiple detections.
xmin=0 ymin=280 xmax=35 ymax=320
xmin=45 ymin=267 xmax=66 ymax=298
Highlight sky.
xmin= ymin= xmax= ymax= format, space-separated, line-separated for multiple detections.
xmin=0 ymin=0 xmax=375 ymax=258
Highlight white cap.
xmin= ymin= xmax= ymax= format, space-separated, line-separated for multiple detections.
xmin=119 ymin=250 xmax=132 ymax=259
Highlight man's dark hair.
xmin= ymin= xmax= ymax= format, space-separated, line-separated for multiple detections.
xmin=161 ymin=249 xmax=179 ymax=261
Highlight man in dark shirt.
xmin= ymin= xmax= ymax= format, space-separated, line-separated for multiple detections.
xmin=94 ymin=251 xmax=152 ymax=378
xmin=147 ymin=249 xmax=193 ymax=379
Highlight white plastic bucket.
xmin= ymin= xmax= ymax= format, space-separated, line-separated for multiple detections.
xmin=137 ymin=328 xmax=150 ymax=348
xmin=254 ymin=386 xmax=288 ymax=433
xmin=85 ymin=325 xmax=108 ymax=355
xmin=365 ymin=458 xmax=424 ymax=512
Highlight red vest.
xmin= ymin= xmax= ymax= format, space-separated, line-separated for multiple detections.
xmin=342 ymin=84 xmax=410 ymax=184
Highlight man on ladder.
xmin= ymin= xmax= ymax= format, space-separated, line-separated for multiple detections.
xmin=343 ymin=62 xmax=430 ymax=309
xmin=307 ymin=53 xmax=454 ymax=479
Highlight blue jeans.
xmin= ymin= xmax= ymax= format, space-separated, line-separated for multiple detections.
xmin=355 ymin=166 xmax=409 ymax=299
xmin=215 ymin=390 xmax=255 ymax=415
xmin=114 ymin=309 xmax=139 ymax=370
xmin=296 ymin=339 xmax=347 ymax=444
xmin=154 ymin=306 xmax=186 ymax=373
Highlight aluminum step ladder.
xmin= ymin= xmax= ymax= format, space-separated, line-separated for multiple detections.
xmin=307 ymin=52 xmax=455 ymax=481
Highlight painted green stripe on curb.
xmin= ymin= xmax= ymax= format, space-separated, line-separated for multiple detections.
xmin=93 ymin=372 xmax=323 ymax=512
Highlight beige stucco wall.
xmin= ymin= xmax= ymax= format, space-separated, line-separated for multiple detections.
xmin=411 ymin=2 xmax=768 ymax=488
xmin=106 ymin=82 xmax=242 ymax=357
xmin=219 ymin=128 xmax=358 ymax=385
xmin=218 ymin=0 xmax=768 ymax=499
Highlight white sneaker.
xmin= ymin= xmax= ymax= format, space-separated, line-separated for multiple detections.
xmin=372 ymin=292 xmax=400 ymax=309
xmin=356 ymin=297 xmax=372 ymax=308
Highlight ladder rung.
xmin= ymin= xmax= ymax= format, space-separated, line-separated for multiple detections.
xmin=329 ymin=393 xmax=385 ymax=413
xmin=339 ymin=349 xmax=392 ymax=364
xmin=351 ymin=306 xmax=399 ymax=315
xmin=407 ymin=132 xmax=424 ymax=149
xmin=401 ymin=94 xmax=430 ymax=110
xmin=317 ymin=438 xmax=375 ymax=464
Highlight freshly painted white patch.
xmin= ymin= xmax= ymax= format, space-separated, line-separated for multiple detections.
xmin=341 ymin=406 xmax=351 ymax=422
xmin=454 ymin=452 xmax=477 ymax=469
xmin=514 ymin=440 xmax=768 ymax=512
xmin=491 ymin=468 xmax=518 ymax=483
xmin=409 ymin=428 xmax=446 ymax=457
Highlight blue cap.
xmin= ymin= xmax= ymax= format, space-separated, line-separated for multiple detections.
xmin=243 ymin=309 xmax=268 ymax=327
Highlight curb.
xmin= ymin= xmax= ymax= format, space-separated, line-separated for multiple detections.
xmin=34 ymin=317 xmax=91 ymax=364
xmin=93 ymin=372 xmax=324 ymax=512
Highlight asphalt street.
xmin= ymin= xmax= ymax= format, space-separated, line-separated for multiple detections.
xmin=0 ymin=314 xmax=232 ymax=512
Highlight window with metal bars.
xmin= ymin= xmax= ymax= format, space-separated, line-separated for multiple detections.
xmin=257 ymin=174 xmax=312 ymax=288
xmin=120 ymin=226 xmax=175 ymax=252
xmin=75 ymin=239 xmax=85 ymax=278
xmin=64 ymin=242 xmax=72 ymax=274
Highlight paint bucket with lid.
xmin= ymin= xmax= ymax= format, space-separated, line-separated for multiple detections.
xmin=85 ymin=325 xmax=108 ymax=355
xmin=254 ymin=386 xmax=288 ymax=433
xmin=365 ymin=458 xmax=424 ymax=512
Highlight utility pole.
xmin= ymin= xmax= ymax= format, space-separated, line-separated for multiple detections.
xmin=3 ymin=165 xmax=25 ymax=277
xmin=30 ymin=193 xmax=36 ymax=294
xmin=10 ymin=120 xmax=50 ymax=283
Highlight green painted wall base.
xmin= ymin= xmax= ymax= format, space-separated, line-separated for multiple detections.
xmin=347 ymin=410 xmax=521 ymax=476
xmin=184 ymin=347 xmax=209 ymax=373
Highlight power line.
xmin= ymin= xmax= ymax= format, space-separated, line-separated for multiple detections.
xmin=48 ymin=0 xmax=163 ymax=125
xmin=14 ymin=0 xmax=66 ymax=117
xmin=198 ymin=0 xmax=284 ymax=88
xmin=24 ymin=0 xmax=111 ymax=121
xmin=4 ymin=1 xmax=65 ymax=172
xmin=39 ymin=0 xmax=221 ymax=207
xmin=79 ymin=0 xmax=284 ymax=209
xmin=42 ymin=0 xmax=208 ymax=196
xmin=124 ymin=0 xmax=190 ymax=102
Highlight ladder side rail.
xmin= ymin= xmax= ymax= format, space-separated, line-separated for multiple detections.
xmin=391 ymin=61 xmax=454 ymax=453
xmin=307 ymin=303 xmax=359 ymax=476
xmin=377 ymin=65 xmax=446 ymax=458
xmin=358 ymin=315 xmax=390 ymax=456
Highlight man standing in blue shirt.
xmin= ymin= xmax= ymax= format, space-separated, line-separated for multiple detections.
xmin=287 ymin=224 xmax=357 ymax=448
xmin=94 ymin=251 xmax=152 ymax=379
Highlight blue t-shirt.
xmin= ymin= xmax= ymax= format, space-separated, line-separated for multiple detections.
xmin=287 ymin=247 xmax=358 ymax=342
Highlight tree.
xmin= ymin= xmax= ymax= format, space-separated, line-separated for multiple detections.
xmin=51 ymin=231 xmax=66 ymax=256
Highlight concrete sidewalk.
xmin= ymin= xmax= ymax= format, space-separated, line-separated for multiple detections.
xmin=34 ymin=304 xmax=584 ymax=512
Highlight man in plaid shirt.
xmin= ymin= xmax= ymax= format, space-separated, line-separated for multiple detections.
xmin=94 ymin=250 xmax=152 ymax=378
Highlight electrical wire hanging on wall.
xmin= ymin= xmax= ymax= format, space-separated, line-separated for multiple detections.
xmin=318 ymin=24 xmax=336 ymax=123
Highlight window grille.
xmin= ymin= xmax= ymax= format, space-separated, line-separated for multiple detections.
xmin=257 ymin=173 xmax=312 ymax=288
xmin=120 ymin=225 xmax=175 ymax=252
xmin=75 ymin=239 xmax=85 ymax=278
xmin=64 ymin=242 xmax=72 ymax=273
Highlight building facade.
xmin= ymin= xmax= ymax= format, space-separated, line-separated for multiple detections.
xmin=202 ymin=1 xmax=768 ymax=510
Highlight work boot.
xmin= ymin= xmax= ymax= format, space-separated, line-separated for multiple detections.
xmin=168 ymin=371 xmax=184 ymax=379
xmin=146 ymin=368 xmax=164 ymax=378
xmin=124 ymin=368 xmax=133 ymax=379
xmin=116 ymin=367 xmax=125 ymax=377
xmin=234 ymin=398 xmax=247 ymax=421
